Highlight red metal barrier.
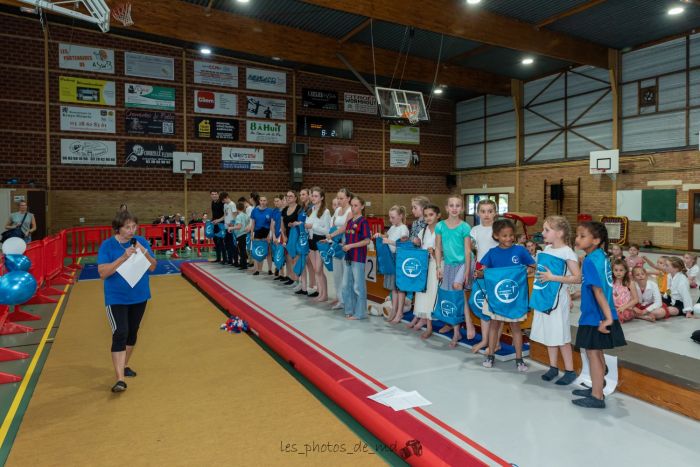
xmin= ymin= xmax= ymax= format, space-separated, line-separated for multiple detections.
xmin=139 ymin=224 xmax=186 ymax=255
xmin=65 ymin=225 xmax=113 ymax=267
xmin=186 ymin=223 xmax=214 ymax=257
xmin=367 ymin=216 xmax=385 ymax=236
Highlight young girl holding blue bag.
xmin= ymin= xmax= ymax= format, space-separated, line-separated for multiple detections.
xmin=375 ymin=206 xmax=410 ymax=324
xmin=408 ymin=204 xmax=440 ymax=339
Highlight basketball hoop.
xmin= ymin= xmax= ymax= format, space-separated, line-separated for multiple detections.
xmin=402 ymin=108 xmax=419 ymax=125
xmin=183 ymin=169 xmax=193 ymax=180
xmin=111 ymin=2 xmax=133 ymax=27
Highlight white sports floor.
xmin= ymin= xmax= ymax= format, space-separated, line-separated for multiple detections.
xmin=193 ymin=261 xmax=700 ymax=467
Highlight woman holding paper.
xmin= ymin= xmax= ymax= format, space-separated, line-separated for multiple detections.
xmin=97 ymin=211 xmax=157 ymax=393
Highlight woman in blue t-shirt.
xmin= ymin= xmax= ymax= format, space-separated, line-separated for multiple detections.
xmin=97 ymin=211 xmax=157 ymax=393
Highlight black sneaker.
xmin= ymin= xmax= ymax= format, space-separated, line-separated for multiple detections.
xmin=124 ymin=367 xmax=137 ymax=377
xmin=572 ymin=396 xmax=605 ymax=409
xmin=571 ymin=388 xmax=592 ymax=397
xmin=253 ymin=271 xmax=260 ymax=276
xmin=274 ymin=276 xmax=284 ymax=281
xmin=307 ymin=291 xmax=319 ymax=298
xmin=295 ymin=289 xmax=308 ymax=295
xmin=111 ymin=381 xmax=127 ymax=393
xmin=283 ymin=279 xmax=295 ymax=285
xmin=268 ymin=271 xmax=273 ymax=275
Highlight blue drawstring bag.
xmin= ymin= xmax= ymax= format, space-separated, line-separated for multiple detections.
xmin=484 ymin=265 xmax=529 ymax=319
xmin=251 ymin=240 xmax=269 ymax=262
xmin=204 ymin=221 xmax=214 ymax=239
xmin=432 ymin=286 xmax=465 ymax=325
xmin=317 ymin=241 xmax=334 ymax=272
xmin=246 ymin=233 xmax=252 ymax=252
xmin=396 ymin=240 xmax=415 ymax=250
xmin=216 ymin=223 xmax=227 ymax=238
xmin=468 ymin=278 xmax=490 ymax=321
xmin=293 ymin=253 xmax=307 ymax=276
xmin=395 ymin=247 xmax=429 ymax=292
xmin=286 ymin=226 xmax=299 ymax=258
xmin=375 ymin=238 xmax=395 ymax=276
xmin=297 ymin=229 xmax=310 ymax=256
xmin=272 ymin=243 xmax=286 ymax=269
xmin=531 ymin=252 xmax=567 ymax=314
xmin=329 ymin=227 xmax=345 ymax=258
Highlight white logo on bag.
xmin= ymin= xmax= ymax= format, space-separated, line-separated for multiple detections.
xmin=440 ymin=300 xmax=457 ymax=317
xmin=254 ymin=246 xmax=265 ymax=257
xmin=472 ymin=289 xmax=485 ymax=311
xmin=299 ymin=235 xmax=308 ymax=246
xmin=604 ymin=260 xmax=613 ymax=288
xmin=401 ymin=258 xmax=422 ymax=277
xmin=495 ymin=279 xmax=519 ymax=303
xmin=532 ymin=264 xmax=548 ymax=290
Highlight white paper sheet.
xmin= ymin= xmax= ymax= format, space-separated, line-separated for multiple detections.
xmin=116 ymin=249 xmax=151 ymax=288
xmin=368 ymin=387 xmax=432 ymax=411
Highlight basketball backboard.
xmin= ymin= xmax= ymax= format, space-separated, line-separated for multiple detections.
xmin=590 ymin=149 xmax=619 ymax=175
xmin=173 ymin=152 xmax=202 ymax=175
xmin=375 ymin=87 xmax=429 ymax=123
xmin=18 ymin=1 xmax=110 ymax=32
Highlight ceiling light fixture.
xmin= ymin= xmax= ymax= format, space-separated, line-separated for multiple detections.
xmin=271 ymin=56 xmax=282 ymax=61
xmin=237 ymin=0 xmax=250 ymax=4
xmin=433 ymin=88 xmax=443 ymax=94
xmin=668 ymin=6 xmax=684 ymax=15
xmin=200 ymin=47 xmax=212 ymax=55
xmin=467 ymin=0 xmax=482 ymax=5
xmin=522 ymin=57 xmax=534 ymax=65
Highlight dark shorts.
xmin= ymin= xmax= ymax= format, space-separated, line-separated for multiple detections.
xmin=254 ymin=228 xmax=270 ymax=240
xmin=575 ymin=320 xmax=626 ymax=350
xmin=309 ymin=234 xmax=324 ymax=251
xmin=662 ymin=296 xmax=690 ymax=316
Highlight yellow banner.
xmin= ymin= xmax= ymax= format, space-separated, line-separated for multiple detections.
xmin=59 ymin=76 xmax=116 ymax=106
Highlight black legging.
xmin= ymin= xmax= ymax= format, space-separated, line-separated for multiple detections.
xmin=107 ymin=302 xmax=147 ymax=352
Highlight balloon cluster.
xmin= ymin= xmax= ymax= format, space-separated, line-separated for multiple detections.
xmin=0 ymin=238 xmax=38 ymax=305
xmin=219 ymin=316 xmax=249 ymax=334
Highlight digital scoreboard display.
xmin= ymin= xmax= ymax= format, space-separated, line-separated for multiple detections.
xmin=296 ymin=116 xmax=353 ymax=139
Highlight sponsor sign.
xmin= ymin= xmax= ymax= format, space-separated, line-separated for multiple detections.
xmin=58 ymin=43 xmax=114 ymax=74
xmin=344 ymin=92 xmax=377 ymax=115
xmin=59 ymin=76 xmax=115 ymax=106
xmin=194 ymin=61 xmax=238 ymax=88
xmin=60 ymin=106 xmax=115 ymax=133
xmin=389 ymin=148 xmax=411 ymax=168
xmin=125 ymin=83 xmax=176 ymax=111
xmin=323 ymin=145 xmax=359 ymax=167
xmin=60 ymin=139 xmax=116 ymax=165
xmin=246 ymin=96 xmax=286 ymax=120
xmin=245 ymin=67 xmax=286 ymax=93
xmin=125 ymin=110 xmax=175 ymax=135
xmin=124 ymin=52 xmax=175 ymax=80
xmin=194 ymin=117 xmax=239 ymax=140
xmin=125 ymin=142 xmax=175 ymax=167
xmin=194 ymin=90 xmax=237 ymax=116
xmin=221 ymin=147 xmax=264 ymax=170
xmin=245 ymin=120 xmax=286 ymax=144
xmin=302 ymin=88 xmax=339 ymax=110
xmin=389 ymin=124 xmax=420 ymax=145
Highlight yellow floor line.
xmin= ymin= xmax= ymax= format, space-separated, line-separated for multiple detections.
xmin=0 ymin=267 xmax=76 ymax=446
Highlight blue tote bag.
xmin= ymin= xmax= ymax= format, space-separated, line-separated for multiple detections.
xmin=204 ymin=221 xmax=215 ymax=239
xmin=484 ymin=265 xmax=529 ymax=319
xmin=246 ymin=233 xmax=252 ymax=252
xmin=251 ymin=240 xmax=269 ymax=262
xmin=272 ymin=243 xmax=286 ymax=270
xmin=329 ymin=227 xmax=345 ymax=259
xmin=375 ymin=237 xmax=395 ymax=276
xmin=395 ymin=247 xmax=429 ymax=292
xmin=297 ymin=229 xmax=310 ymax=256
xmin=317 ymin=241 xmax=334 ymax=272
xmin=432 ymin=285 xmax=465 ymax=325
xmin=468 ymin=278 xmax=490 ymax=321
xmin=293 ymin=253 xmax=307 ymax=276
xmin=530 ymin=252 xmax=567 ymax=314
xmin=216 ymin=223 xmax=227 ymax=238
xmin=286 ymin=226 xmax=299 ymax=258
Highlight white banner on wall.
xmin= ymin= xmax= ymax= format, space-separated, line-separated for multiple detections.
xmin=344 ymin=92 xmax=377 ymax=115
xmin=124 ymin=52 xmax=175 ymax=81
xmin=60 ymin=106 xmax=116 ymax=133
xmin=246 ymin=96 xmax=286 ymax=120
xmin=194 ymin=61 xmax=238 ymax=88
xmin=221 ymin=147 xmax=264 ymax=170
xmin=245 ymin=67 xmax=287 ymax=93
xmin=390 ymin=125 xmax=420 ymax=145
xmin=194 ymin=90 xmax=237 ymax=116
xmin=389 ymin=148 xmax=412 ymax=168
xmin=245 ymin=120 xmax=286 ymax=144
xmin=58 ymin=43 xmax=114 ymax=74
xmin=60 ymin=139 xmax=116 ymax=165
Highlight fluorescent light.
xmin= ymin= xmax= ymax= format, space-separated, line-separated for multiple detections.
xmin=668 ymin=6 xmax=684 ymax=15
xmin=467 ymin=0 xmax=482 ymax=4
xmin=200 ymin=47 xmax=211 ymax=55
xmin=433 ymin=88 xmax=443 ymax=94
xmin=522 ymin=57 xmax=534 ymax=65
xmin=237 ymin=0 xmax=250 ymax=3
xmin=271 ymin=56 xmax=282 ymax=61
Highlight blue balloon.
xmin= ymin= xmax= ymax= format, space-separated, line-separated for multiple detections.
xmin=204 ymin=221 xmax=214 ymax=239
xmin=0 ymin=271 xmax=37 ymax=305
xmin=3 ymin=254 xmax=32 ymax=272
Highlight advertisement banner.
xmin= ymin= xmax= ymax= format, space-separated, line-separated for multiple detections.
xmin=124 ymin=52 xmax=175 ymax=81
xmin=125 ymin=83 xmax=176 ymax=111
xmin=61 ymin=139 xmax=116 ymax=165
xmin=125 ymin=110 xmax=175 ymax=135
xmin=302 ymin=88 xmax=339 ymax=110
xmin=245 ymin=120 xmax=286 ymax=144
xmin=194 ymin=90 xmax=237 ymax=116
xmin=245 ymin=67 xmax=286 ymax=93
xmin=58 ymin=43 xmax=114 ymax=74
xmin=60 ymin=106 xmax=115 ymax=133
xmin=59 ymin=76 xmax=115 ymax=106
xmin=246 ymin=96 xmax=286 ymax=120
xmin=194 ymin=61 xmax=238 ymax=88
xmin=344 ymin=92 xmax=378 ymax=115
xmin=221 ymin=147 xmax=264 ymax=170
xmin=125 ymin=142 xmax=175 ymax=167
xmin=389 ymin=125 xmax=420 ymax=145
xmin=390 ymin=148 xmax=411 ymax=168
xmin=195 ymin=117 xmax=239 ymax=140
xmin=323 ymin=145 xmax=359 ymax=167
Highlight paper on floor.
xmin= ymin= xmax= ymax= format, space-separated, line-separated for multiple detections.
xmin=368 ymin=386 xmax=432 ymax=411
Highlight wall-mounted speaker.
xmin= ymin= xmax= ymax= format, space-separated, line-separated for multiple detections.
xmin=291 ymin=142 xmax=308 ymax=155
xmin=446 ymin=174 xmax=457 ymax=187
xmin=550 ymin=184 xmax=564 ymax=201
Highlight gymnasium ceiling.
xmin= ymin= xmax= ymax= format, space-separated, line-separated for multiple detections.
xmin=3 ymin=0 xmax=700 ymax=101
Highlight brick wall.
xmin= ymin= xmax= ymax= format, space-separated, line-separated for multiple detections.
xmin=0 ymin=12 xmax=454 ymax=231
